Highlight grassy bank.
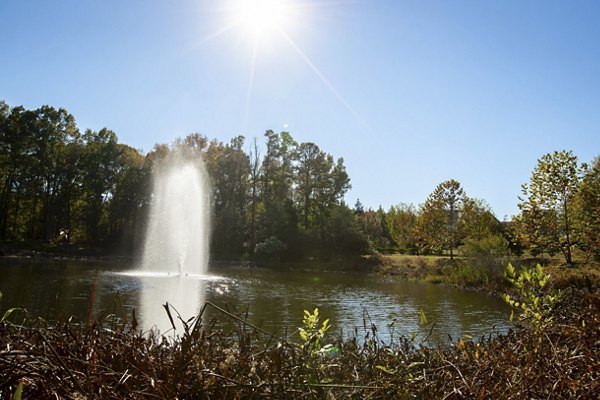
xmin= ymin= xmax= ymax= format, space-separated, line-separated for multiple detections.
xmin=376 ymin=253 xmax=600 ymax=294
xmin=0 ymin=240 xmax=135 ymax=262
xmin=1 ymin=287 xmax=598 ymax=399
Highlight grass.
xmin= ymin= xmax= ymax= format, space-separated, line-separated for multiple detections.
xmin=376 ymin=252 xmax=600 ymax=295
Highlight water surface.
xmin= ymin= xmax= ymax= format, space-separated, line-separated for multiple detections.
xmin=0 ymin=259 xmax=511 ymax=346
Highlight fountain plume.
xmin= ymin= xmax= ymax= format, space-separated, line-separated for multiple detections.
xmin=141 ymin=153 xmax=211 ymax=276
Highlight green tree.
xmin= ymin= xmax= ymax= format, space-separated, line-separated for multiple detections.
xmin=0 ymin=104 xmax=80 ymax=240
xmin=577 ymin=156 xmax=600 ymax=260
xmin=461 ymin=198 xmax=502 ymax=241
xmin=322 ymin=205 xmax=369 ymax=260
xmin=80 ymin=128 xmax=121 ymax=242
xmin=518 ymin=150 xmax=582 ymax=265
xmin=247 ymin=137 xmax=262 ymax=251
xmin=386 ymin=204 xmax=418 ymax=254
xmin=106 ymin=144 xmax=148 ymax=251
xmin=0 ymin=104 xmax=35 ymax=239
xmin=357 ymin=207 xmax=394 ymax=251
xmin=33 ymin=106 xmax=80 ymax=240
xmin=205 ymin=136 xmax=251 ymax=258
xmin=261 ymin=130 xmax=296 ymax=201
xmin=257 ymin=131 xmax=298 ymax=251
xmin=295 ymin=142 xmax=350 ymax=230
xmin=415 ymin=179 xmax=466 ymax=259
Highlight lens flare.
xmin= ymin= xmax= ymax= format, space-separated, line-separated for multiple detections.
xmin=234 ymin=0 xmax=292 ymax=38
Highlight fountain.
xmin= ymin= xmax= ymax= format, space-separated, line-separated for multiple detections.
xmin=120 ymin=152 xmax=220 ymax=333
xmin=140 ymin=153 xmax=211 ymax=277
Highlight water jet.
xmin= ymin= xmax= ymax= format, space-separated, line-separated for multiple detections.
xmin=140 ymin=153 xmax=211 ymax=276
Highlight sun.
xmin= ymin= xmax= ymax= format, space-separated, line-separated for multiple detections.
xmin=232 ymin=0 xmax=294 ymax=39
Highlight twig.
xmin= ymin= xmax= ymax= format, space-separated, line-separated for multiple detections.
xmin=421 ymin=322 xmax=437 ymax=344
xmin=203 ymin=301 xmax=275 ymax=337
xmin=38 ymin=330 xmax=88 ymax=395
xmin=443 ymin=359 xmax=471 ymax=393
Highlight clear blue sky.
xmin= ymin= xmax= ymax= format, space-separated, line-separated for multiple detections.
xmin=1 ymin=0 xmax=599 ymax=219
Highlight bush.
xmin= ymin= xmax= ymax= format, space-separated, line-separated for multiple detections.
xmin=503 ymin=263 xmax=561 ymax=329
xmin=254 ymin=236 xmax=287 ymax=263
xmin=461 ymin=235 xmax=512 ymax=277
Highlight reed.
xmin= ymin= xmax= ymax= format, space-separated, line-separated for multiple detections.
xmin=0 ymin=289 xmax=597 ymax=399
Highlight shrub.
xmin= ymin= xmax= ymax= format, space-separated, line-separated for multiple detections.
xmin=254 ymin=236 xmax=287 ymax=263
xmin=461 ymin=234 xmax=512 ymax=277
xmin=503 ymin=263 xmax=561 ymax=329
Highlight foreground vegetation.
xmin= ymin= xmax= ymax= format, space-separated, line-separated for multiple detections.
xmin=1 ymin=275 xmax=598 ymax=399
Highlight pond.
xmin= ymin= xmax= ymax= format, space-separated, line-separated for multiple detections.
xmin=0 ymin=259 xmax=511 ymax=346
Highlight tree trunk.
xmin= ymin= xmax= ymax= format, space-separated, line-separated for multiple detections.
xmin=563 ymin=199 xmax=573 ymax=266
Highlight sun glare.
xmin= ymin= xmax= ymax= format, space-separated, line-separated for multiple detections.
xmin=233 ymin=0 xmax=293 ymax=39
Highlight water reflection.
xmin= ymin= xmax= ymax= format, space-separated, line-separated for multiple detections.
xmin=135 ymin=275 xmax=206 ymax=334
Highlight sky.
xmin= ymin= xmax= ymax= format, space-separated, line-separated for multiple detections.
xmin=1 ymin=0 xmax=599 ymax=219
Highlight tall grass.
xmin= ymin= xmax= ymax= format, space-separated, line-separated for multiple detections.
xmin=1 ymin=285 xmax=598 ymax=399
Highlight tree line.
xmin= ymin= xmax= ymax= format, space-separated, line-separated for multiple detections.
xmin=1 ymin=100 xmax=598 ymax=265
xmin=0 ymin=101 xmax=365 ymax=261
xmin=356 ymin=150 xmax=600 ymax=265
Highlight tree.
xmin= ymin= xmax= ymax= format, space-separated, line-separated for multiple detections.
xmin=257 ymin=131 xmax=298 ymax=249
xmin=0 ymin=105 xmax=35 ymax=239
xmin=415 ymin=179 xmax=466 ymax=259
xmin=386 ymin=204 xmax=418 ymax=254
xmin=80 ymin=128 xmax=121 ymax=242
xmin=356 ymin=207 xmax=394 ymax=252
xmin=577 ymin=156 xmax=600 ymax=260
xmin=295 ymin=142 xmax=350 ymax=230
xmin=461 ymin=198 xmax=502 ymax=241
xmin=247 ymin=137 xmax=262 ymax=251
xmin=32 ymin=106 xmax=80 ymax=240
xmin=204 ymin=136 xmax=251 ymax=258
xmin=518 ymin=150 xmax=582 ymax=265
xmin=0 ymin=104 xmax=80 ymax=241
xmin=106 ymin=144 xmax=148 ymax=251
xmin=261 ymin=130 xmax=297 ymax=201
xmin=0 ymin=99 xmax=365 ymax=263
xmin=321 ymin=205 xmax=369 ymax=260
xmin=353 ymin=199 xmax=364 ymax=214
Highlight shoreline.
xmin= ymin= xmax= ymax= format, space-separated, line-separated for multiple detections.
xmin=374 ymin=253 xmax=600 ymax=295
xmin=2 ymin=242 xmax=599 ymax=295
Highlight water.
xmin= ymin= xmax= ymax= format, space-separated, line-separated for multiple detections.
xmin=0 ymin=260 xmax=511 ymax=346
xmin=140 ymin=155 xmax=211 ymax=275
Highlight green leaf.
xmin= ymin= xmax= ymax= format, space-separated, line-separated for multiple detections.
xmin=505 ymin=263 xmax=515 ymax=279
xmin=407 ymin=361 xmax=425 ymax=369
xmin=12 ymin=381 xmax=23 ymax=400
xmin=419 ymin=309 xmax=428 ymax=326
xmin=2 ymin=308 xmax=23 ymax=322
xmin=376 ymin=365 xmax=397 ymax=375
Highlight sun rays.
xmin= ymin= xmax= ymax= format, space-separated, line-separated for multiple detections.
xmin=194 ymin=0 xmax=373 ymax=136
xmin=233 ymin=0 xmax=293 ymax=39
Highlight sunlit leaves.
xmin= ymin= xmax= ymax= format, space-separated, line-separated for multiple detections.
xmin=517 ymin=150 xmax=583 ymax=264
xmin=503 ymin=263 xmax=560 ymax=330
xmin=299 ymin=308 xmax=331 ymax=353
xmin=576 ymin=156 xmax=600 ymax=260
xmin=415 ymin=179 xmax=466 ymax=258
